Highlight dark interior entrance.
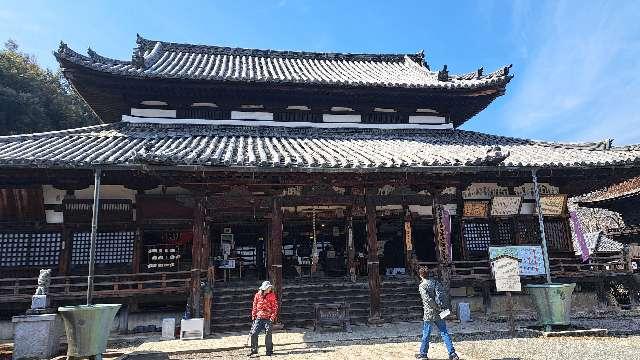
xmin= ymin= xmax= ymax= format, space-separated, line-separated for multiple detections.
xmin=412 ymin=219 xmax=437 ymax=262
xmin=377 ymin=218 xmax=406 ymax=275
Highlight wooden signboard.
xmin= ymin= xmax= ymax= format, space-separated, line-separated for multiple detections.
xmin=489 ymin=246 xmax=545 ymax=276
xmin=491 ymin=255 xmax=521 ymax=337
xmin=313 ymin=302 xmax=352 ymax=332
xmin=490 ymin=196 xmax=522 ymax=217
xmin=463 ymin=201 xmax=489 ymax=218
xmin=491 ymin=256 xmax=522 ymax=292
xmin=540 ymin=195 xmax=567 ymax=216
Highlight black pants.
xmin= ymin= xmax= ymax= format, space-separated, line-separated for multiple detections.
xmin=250 ymin=319 xmax=273 ymax=354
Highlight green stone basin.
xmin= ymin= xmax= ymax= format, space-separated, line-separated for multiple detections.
xmin=58 ymin=304 xmax=121 ymax=358
xmin=525 ymin=283 xmax=576 ymax=326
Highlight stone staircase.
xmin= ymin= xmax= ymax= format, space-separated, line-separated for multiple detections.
xmin=211 ymin=278 xmax=371 ymax=332
xmin=381 ymin=278 xmax=423 ymax=322
xmin=210 ymin=277 xmax=421 ymax=333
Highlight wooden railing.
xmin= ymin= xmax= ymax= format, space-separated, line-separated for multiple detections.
xmin=416 ymin=253 xmax=630 ymax=284
xmin=415 ymin=260 xmax=492 ymax=282
xmin=549 ymin=254 xmax=627 ymax=277
xmin=0 ymin=270 xmax=196 ymax=303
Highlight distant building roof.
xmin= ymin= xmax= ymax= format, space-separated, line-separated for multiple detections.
xmin=574 ymin=231 xmax=623 ymax=255
xmin=55 ymin=35 xmax=512 ymax=90
xmin=578 ymin=175 xmax=640 ymax=207
xmin=1 ymin=118 xmax=639 ymax=171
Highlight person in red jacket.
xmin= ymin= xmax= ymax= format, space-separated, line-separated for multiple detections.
xmin=248 ymin=280 xmax=279 ymax=357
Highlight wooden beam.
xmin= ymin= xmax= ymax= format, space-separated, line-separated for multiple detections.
xmin=366 ymin=199 xmax=382 ymax=323
xmin=268 ymin=197 xmax=284 ymax=322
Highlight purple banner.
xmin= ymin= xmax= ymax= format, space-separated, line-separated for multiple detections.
xmin=443 ymin=207 xmax=452 ymax=260
xmin=569 ymin=211 xmax=590 ymax=262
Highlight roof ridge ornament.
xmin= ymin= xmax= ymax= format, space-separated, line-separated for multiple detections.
xmin=132 ymin=43 xmax=145 ymax=69
xmin=438 ymin=65 xmax=449 ymax=81
xmin=477 ymin=67 xmax=484 ymax=79
xmin=480 ymin=145 xmax=510 ymax=165
xmin=499 ymin=64 xmax=512 ymax=76
xmin=57 ymin=41 xmax=69 ymax=55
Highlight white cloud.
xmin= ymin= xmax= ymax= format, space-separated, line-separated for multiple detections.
xmin=500 ymin=1 xmax=640 ymax=145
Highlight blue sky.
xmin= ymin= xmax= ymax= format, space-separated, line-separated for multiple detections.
xmin=1 ymin=1 xmax=639 ymax=144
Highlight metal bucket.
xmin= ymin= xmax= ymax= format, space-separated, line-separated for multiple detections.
xmin=525 ymin=283 xmax=576 ymax=326
xmin=58 ymin=304 xmax=121 ymax=358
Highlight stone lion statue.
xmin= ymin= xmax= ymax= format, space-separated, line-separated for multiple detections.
xmin=35 ymin=269 xmax=51 ymax=295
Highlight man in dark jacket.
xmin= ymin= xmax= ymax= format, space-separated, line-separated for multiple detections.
xmin=416 ymin=267 xmax=459 ymax=360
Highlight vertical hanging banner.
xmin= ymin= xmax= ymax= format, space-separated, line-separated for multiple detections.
xmin=569 ymin=211 xmax=590 ymax=262
xmin=442 ymin=207 xmax=452 ymax=260
xmin=436 ymin=205 xmax=452 ymax=264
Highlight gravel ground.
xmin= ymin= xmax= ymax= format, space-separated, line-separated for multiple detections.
xmin=168 ymin=335 xmax=640 ymax=360
xmin=456 ymin=335 xmax=640 ymax=360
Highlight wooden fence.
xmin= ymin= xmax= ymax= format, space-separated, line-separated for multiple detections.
xmin=0 ymin=270 xmax=196 ymax=303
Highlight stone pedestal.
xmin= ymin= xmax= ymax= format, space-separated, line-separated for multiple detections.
xmin=31 ymin=295 xmax=49 ymax=309
xmin=12 ymin=313 xmax=62 ymax=359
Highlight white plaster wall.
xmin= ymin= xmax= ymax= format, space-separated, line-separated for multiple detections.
xmin=74 ymin=185 xmax=137 ymax=201
xmin=42 ymin=185 xmax=65 ymax=224
xmin=408 ymin=115 xmax=446 ymax=124
xmin=131 ymin=108 xmax=176 ymax=118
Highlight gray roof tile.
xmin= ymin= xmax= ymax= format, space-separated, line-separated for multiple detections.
xmin=2 ymin=122 xmax=640 ymax=170
xmin=54 ymin=36 xmax=512 ymax=90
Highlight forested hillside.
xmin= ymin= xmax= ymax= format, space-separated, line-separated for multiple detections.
xmin=0 ymin=40 xmax=98 ymax=136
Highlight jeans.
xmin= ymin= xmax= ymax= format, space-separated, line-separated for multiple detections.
xmin=249 ymin=318 xmax=273 ymax=354
xmin=419 ymin=320 xmax=455 ymax=356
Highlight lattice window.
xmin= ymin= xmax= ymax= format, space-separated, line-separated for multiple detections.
xmin=0 ymin=232 xmax=61 ymax=267
xmin=177 ymin=108 xmax=230 ymax=120
xmin=71 ymin=231 xmax=135 ymax=265
xmin=516 ymin=218 xmax=541 ymax=245
xmin=273 ymin=112 xmax=323 ymax=122
xmin=544 ymin=219 xmax=572 ymax=252
xmin=462 ymin=221 xmax=491 ymax=257
xmin=361 ymin=113 xmax=406 ymax=124
xmin=491 ymin=220 xmax=514 ymax=246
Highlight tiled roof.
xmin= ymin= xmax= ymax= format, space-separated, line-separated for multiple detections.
xmin=578 ymin=175 xmax=640 ymax=206
xmin=1 ymin=120 xmax=640 ymax=170
xmin=54 ymin=35 xmax=512 ymax=90
xmin=574 ymin=231 xmax=623 ymax=255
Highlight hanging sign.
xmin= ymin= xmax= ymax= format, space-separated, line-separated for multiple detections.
xmin=435 ymin=205 xmax=452 ymax=264
xmin=491 ymin=255 xmax=522 ymax=292
xmin=489 ymin=246 xmax=545 ymax=276
xmin=462 ymin=183 xmax=509 ymax=200
xmin=463 ymin=201 xmax=489 ymax=218
xmin=540 ymin=195 xmax=567 ymax=216
xmin=490 ymin=196 xmax=522 ymax=216
xmin=514 ymin=183 xmax=559 ymax=199
xmin=404 ymin=221 xmax=413 ymax=252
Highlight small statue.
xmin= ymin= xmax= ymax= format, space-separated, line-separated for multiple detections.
xmin=35 ymin=269 xmax=51 ymax=295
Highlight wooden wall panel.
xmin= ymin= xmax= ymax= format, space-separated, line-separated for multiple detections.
xmin=0 ymin=188 xmax=45 ymax=222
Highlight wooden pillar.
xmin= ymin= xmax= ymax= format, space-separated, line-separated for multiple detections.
xmin=269 ymin=198 xmax=283 ymax=321
xmin=347 ymin=215 xmax=356 ymax=282
xmin=366 ymin=200 xmax=382 ymax=323
xmin=203 ymin=265 xmax=215 ymax=336
xmin=191 ymin=198 xmax=208 ymax=317
xmin=132 ymin=191 xmax=144 ymax=274
xmin=58 ymin=226 xmax=72 ymax=275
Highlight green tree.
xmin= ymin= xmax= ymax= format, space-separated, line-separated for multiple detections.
xmin=0 ymin=39 xmax=99 ymax=136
